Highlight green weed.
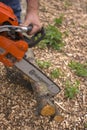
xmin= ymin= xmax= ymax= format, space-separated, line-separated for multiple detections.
xmin=84 ymin=123 xmax=87 ymax=128
xmin=37 ymin=60 xmax=51 ymax=69
xmin=37 ymin=40 xmax=47 ymax=49
xmin=50 ymin=68 xmax=61 ymax=79
xmin=65 ymin=80 xmax=80 ymax=99
xmin=38 ymin=25 xmax=65 ymax=50
xmin=64 ymin=0 xmax=72 ymax=8
xmin=68 ymin=61 xmax=87 ymax=77
xmin=63 ymin=30 xmax=69 ymax=37
xmin=54 ymin=14 xmax=64 ymax=26
xmin=80 ymin=24 xmax=87 ymax=29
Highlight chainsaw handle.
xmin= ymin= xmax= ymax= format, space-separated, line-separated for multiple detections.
xmin=26 ymin=24 xmax=33 ymax=33
xmin=23 ymin=27 xmax=45 ymax=48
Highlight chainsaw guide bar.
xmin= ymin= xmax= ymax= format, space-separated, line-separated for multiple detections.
xmin=15 ymin=58 xmax=61 ymax=96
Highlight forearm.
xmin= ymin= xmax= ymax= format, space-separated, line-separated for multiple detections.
xmin=24 ymin=0 xmax=41 ymax=34
xmin=26 ymin=0 xmax=39 ymax=13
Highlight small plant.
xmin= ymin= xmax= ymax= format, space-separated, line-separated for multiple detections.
xmin=37 ymin=60 xmax=51 ymax=69
xmin=84 ymin=123 xmax=87 ymax=128
xmin=63 ymin=30 xmax=69 ymax=37
xmin=80 ymin=24 xmax=87 ymax=29
xmin=50 ymin=68 xmax=61 ymax=79
xmin=37 ymin=40 xmax=47 ymax=49
xmin=68 ymin=61 xmax=87 ymax=77
xmin=64 ymin=0 xmax=72 ymax=8
xmin=54 ymin=14 xmax=64 ymax=26
xmin=38 ymin=25 xmax=65 ymax=50
xmin=64 ymin=80 xmax=80 ymax=99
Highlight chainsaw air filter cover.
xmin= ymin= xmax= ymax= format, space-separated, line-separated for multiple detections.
xmin=0 ymin=2 xmax=18 ymax=25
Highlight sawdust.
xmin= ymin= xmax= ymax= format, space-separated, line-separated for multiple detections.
xmin=0 ymin=0 xmax=87 ymax=130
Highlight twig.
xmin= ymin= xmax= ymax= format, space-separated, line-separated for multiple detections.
xmin=54 ymin=101 xmax=71 ymax=114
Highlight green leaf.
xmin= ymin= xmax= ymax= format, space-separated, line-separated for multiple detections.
xmin=54 ymin=15 xmax=64 ymax=26
xmin=50 ymin=68 xmax=61 ymax=79
xmin=65 ymin=80 xmax=80 ymax=99
xmin=37 ymin=60 xmax=51 ymax=69
xmin=69 ymin=61 xmax=87 ymax=77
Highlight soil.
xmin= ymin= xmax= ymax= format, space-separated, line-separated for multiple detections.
xmin=0 ymin=0 xmax=87 ymax=130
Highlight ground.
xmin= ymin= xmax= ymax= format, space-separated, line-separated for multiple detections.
xmin=0 ymin=0 xmax=87 ymax=130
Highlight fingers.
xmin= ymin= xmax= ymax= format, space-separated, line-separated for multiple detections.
xmin=20 ymin=22 xmax=42 ymax=35
xmin=21 ymin=12 xmax=42 ymax=35
xmin=29 ymin=24 xmax=42 ymax=35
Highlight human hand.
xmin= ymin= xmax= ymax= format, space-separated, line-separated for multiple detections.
xmin=22 ymin=11 xmax=42 ymax=35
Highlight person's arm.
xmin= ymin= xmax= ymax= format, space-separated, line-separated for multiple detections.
xmin=23 ymin=0 xmax=42 ymax=35
xmin=26 ymin=0 xmax=39 ymax=13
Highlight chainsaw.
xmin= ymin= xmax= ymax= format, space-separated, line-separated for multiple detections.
xmin=0 ymin=2 xmax=60 ymax=96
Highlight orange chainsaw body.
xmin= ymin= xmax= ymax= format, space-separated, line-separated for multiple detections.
xmin=0 ymin=2 xmax=18 ymax=25
xmin=0 ymin=2 xmax=28 ymax=66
